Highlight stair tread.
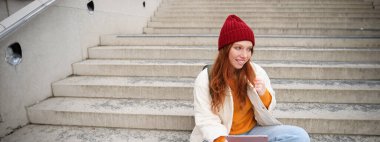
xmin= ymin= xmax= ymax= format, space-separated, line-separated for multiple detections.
xmin=165 ymin=1 xmax=372 ymax=4
xmin=161 ymin=9 xmax=380 ymax=12
xmin=54 ymin=76 xmax=194 ymax=87
xmin=159 ymin=9 xmax=380 ymax=12
xmin=54 ymin=76 xmax=380 ymax=91
xmin=275 ymin=103 xmax=380 ymax=120
xmin=166 ymin=3 xmax=372 ymax=5
xmin=161 ymin=3 xmax=372 ymax=9
xmin=74 ymin=59 xmax=380 ymax=68
xmin=100 ymin=34 xmax=380 ymax=48
xmin=147 ymin=25 xmax=380 ymax=30
xmin=88 ymin=46 xmax=380 ymax=62
xmin=29 ymin=97 xmax=193 ymax=116
xmin=0 ymin=124 xmax=190 ymax=142
xmin=29 ymin=97 xmax=380 ymax=120
xmin=91 ymin=45 xmax=380 ymax=50
xmin=272 ymin=79 xmax=380 ymax=90
xmin=154 ymin=14 xmax=380 ymax=18
xmin=108 ymin=34 xmax=380 ymax=38
xmin=3 ymin=124 xmax=380 ymax=142
xmin=146 ymin=27 xmax=380 ymax=31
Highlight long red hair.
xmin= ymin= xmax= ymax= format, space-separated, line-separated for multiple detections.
xmin=209 ymin=44 xmax=256 ymax=113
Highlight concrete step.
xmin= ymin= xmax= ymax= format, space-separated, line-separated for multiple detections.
xmin=157 ymin=8 xmax=380 ymax=13
xmin=28 ymin=97 xmax=195 ymax=131
xmin=274 ymin=103 xmax=380 ymax=135
xmin=143 ymin=27 xmax=380 ymax=36
xmin=151 ymin=16 xmax=380 ymax=23
xmin=2 ymin=124 xmax=380 ymax=142
xmin=273 ymin=79 xmax=380 ymax=104
xmin=88 ymin=46 xmax=380 ymax=62
xmin=310 ymin=134 xmax=380 ymax=142
xmin=159 ymin=4 xmax=373 ymax=9
xmin=72 ymin=59 xmax=380 ymax=80
xmin=147 ymin=21 xmax=380 ymax=30
xmin=72 ymin=59 xmax=205 ymax=78
xmin=52 ymin=76 xmax=380 ymax=104
xmin=163 ymin=0 xmax=367 ymax=2
xmin=153 ymin=12 xmax=380 ymax=18
xmin=100 ymin=35 xmax=380 ymax=48
xmin=0 ymin=125 xmax=190 ymax=142
xmin=27 ymin=97 xmax=380 ymax=135
xmin=163 ymin=1 xmax=372 ymax=5
xmin=53 ymin=76 xmax=194 ymax=100
xmin=162 ymin=0 xmax=370 ymax=4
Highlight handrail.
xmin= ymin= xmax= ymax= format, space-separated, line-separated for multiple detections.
xmin=0 ymin=0 xmax=56 ymax=40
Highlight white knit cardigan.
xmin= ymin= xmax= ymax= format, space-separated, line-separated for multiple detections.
xmin=190 ymin=62 xmax=282 ymax=142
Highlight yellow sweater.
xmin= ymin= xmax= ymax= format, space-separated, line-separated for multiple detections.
xmin=214 ymin=89 xmax=272 ymax=142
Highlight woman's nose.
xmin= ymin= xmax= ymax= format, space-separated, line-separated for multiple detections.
xmin=241 ymin=50 xmax=249 ymax=59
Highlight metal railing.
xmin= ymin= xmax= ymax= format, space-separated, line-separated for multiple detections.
xmin=0 ymin=0 xmax=56 ymax=40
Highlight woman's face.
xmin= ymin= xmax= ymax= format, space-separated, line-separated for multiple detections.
xmin=228 ymin=40 xmax=253 ymax=69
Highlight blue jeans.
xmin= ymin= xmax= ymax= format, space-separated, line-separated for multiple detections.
xmin=242 ymin=125 xmax=310 ymax=142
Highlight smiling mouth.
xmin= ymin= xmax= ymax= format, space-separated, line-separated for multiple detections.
xmin=236 ymin=59 xmax=246 ymax=65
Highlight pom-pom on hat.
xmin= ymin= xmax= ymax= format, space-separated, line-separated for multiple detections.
xmin=218 ymin=15 xmax=255 ymax=50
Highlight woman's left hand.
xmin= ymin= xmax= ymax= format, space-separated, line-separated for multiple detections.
xmin=254 ymin=77 xmax=266 ymax=96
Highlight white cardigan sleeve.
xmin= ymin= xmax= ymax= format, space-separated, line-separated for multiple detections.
xmin=193 ymin=69 xmax=228 ymax=141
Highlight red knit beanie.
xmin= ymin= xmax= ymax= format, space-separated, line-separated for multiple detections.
xmin=218 ymin=15 xmax=255 ymax=50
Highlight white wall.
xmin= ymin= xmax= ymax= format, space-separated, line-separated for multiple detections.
xmin=0 ymin=0 xmax=161 ymax=137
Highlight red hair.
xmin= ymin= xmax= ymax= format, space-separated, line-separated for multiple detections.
xmin=209 ymin=44 xmax=256 ymax=113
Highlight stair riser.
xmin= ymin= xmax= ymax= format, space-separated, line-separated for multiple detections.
xmin=89 ymin=48 xmax=380 ymax=62
xmin=159 ymin=5 xmax=372 ymax=9
xmin=147 ymin=22 xmax=380 ymax=30
xmin=163 ymin=0 xmax=366 ymax=3
xmin=28 ymin=109 xmax=379 ymax=135
xmin=28 ymin=110 xmax=194 ymax=131
xmin=266 ymin=66 xmax=380 ymax=80
xmin=53 ymin=85 xmax=193 ymax=100
xmin=163 ymin=2 xmax=371 ymax=5
xmin=310 ymin=134 xmax=380 ymax=142
xmin=151 ymin=17 xmax=380 ymax=23
xmin=100 ymin=36 xmax=380 ymax=48
xmin=153 ymin=13 xmax=380 ymax=18
xmin=144 ymin=28 xmax=380 ymax=36
xmin=275 ymin=89 xmax=380 ymax=104
xmin=279 ymin=118 xmax=379 ymax=135
xmin=72 ymin=64 xmax=203 ymax=78
xmin=0 ymin=125 xmax=192 ymax=142
xmin=162 ymin=0 xmax=371 ymax=5
xmin=157 ymin=8 xmax=379 ymax=13
xmin=73 ymin=64 xmax=380 ymax=80
xmin=53 ymin=84 xmax=380 ymax=104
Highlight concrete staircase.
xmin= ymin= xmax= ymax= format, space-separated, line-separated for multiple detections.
xmin=2 ymin=0 xmax=380 ymax=142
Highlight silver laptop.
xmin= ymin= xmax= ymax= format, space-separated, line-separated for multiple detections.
xmin=226 ymin=135 xmax=268 ymax=142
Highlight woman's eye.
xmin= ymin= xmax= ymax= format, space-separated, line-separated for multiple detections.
xmin=234 ymin=46 xmax=241 ymax=50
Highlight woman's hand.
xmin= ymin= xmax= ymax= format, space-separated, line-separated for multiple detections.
xmin=254 ymin=77 xmax=266 ymax=96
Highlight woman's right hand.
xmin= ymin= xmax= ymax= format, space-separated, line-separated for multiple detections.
xmin=254 ymin=77 xmax=266 ymax=96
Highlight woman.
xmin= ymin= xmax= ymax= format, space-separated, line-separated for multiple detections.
xmin=190 ymin=15 xmax=310 ymax=142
